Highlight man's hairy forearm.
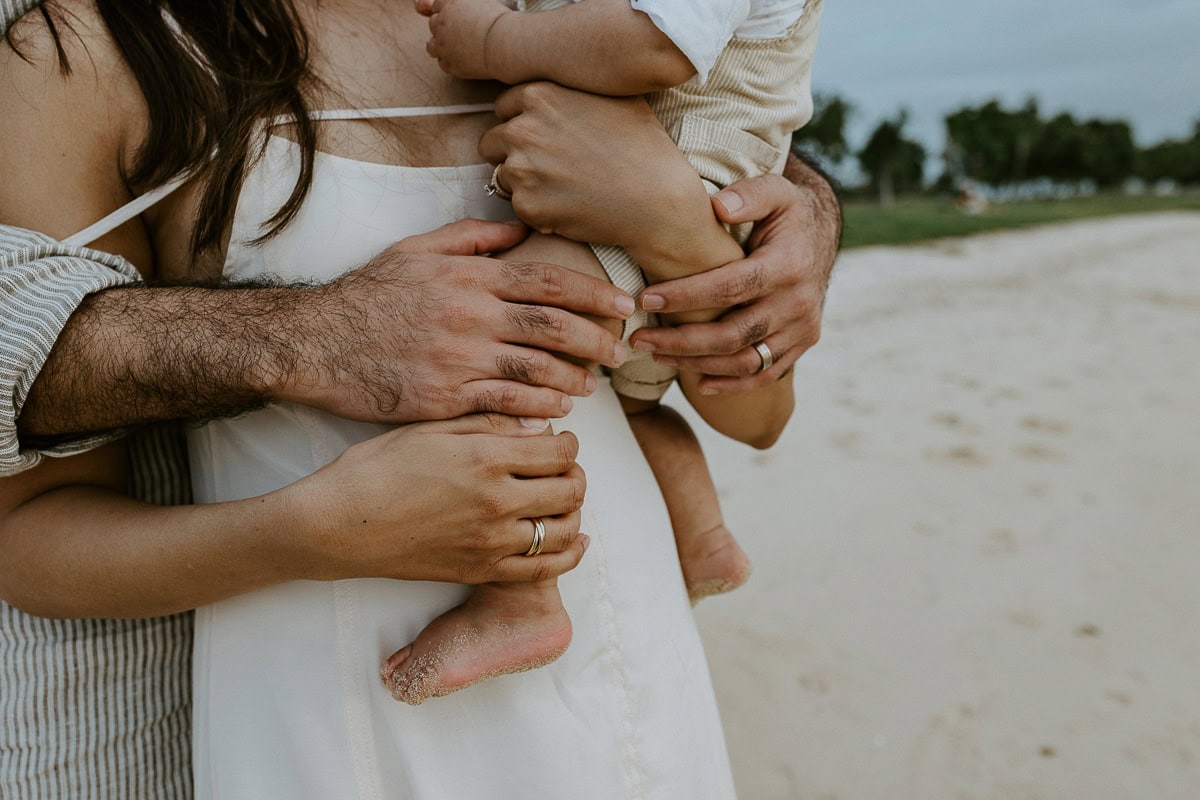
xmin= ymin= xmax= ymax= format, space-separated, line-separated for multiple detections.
xmin=784 ymin=151 xmax=843 ymax=280
xmin=18 ymin=281 xmax=312 ymax=441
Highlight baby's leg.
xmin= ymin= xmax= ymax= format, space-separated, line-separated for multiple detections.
xmin=381 ymin=578 xmax=572 ymax=704
xmin=381 ymin=235 xmax=605 ymax=704
xmin=508 ymin=235 xmax=750 ymax=602
xmin=624 ymin=401 xmax=751 ymax=604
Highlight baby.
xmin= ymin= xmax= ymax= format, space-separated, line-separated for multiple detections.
xmin=381 ymin=0 xmax=821 ymax=703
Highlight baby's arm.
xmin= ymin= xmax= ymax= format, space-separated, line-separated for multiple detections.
xmin=416 ymin=0 xmax=695 ymax=95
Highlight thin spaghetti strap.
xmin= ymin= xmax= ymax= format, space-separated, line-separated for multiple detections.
xmin=61 ymin=103 xmax=493 ymax=248
xmin=60 ymin=173 xmax=192 ymax=249
xmin=270 ymin=103 xmax=494 ymax=126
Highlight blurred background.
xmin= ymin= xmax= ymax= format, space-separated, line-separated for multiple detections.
xmin=686 ymin=2 xmax=1200 ymax=797
xmin=794 ymin=0 xmax=1200 ymax=245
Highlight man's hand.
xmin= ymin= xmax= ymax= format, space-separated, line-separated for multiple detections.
xmin=271 ymin=219 xmax=635 ymax=421
xmin=20 ymin=220 xmax=633 ymax=440
xmin=629 ymin=161 xmax=841 ymax=394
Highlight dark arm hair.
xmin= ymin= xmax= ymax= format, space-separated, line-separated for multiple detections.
xmin=19 ymin=279 xmax=306 ymax=446
xmin=784 ymin=150 xmax=843 ymax=258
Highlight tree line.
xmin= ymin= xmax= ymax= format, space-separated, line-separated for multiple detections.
xmin=792 ymin=95 xmax=1200 ymax=204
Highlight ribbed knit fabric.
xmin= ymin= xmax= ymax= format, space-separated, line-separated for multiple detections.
xmin=2 ymin=5 xmax=196 ymax=797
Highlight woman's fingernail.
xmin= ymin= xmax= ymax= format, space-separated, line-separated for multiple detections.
xmin=615 ymin=295 xmax=636 ymax=317
xmin=631 ymin=340 xmax=655 ymax=353
xmin=641 ymin=294 xmax=665 ymax=311
xmin=699 ymin=385 xmax=719 ymax=396
xmin=579 ymin=534 xmax=591 ymax=552
xmin=714 ymin=189 xmax=743 ymax=215
xmin=520 ymin=417 xmax=550 ymax=431
xmin=560 ymin=395 xmax=573 ymax=414
xmin=585 ymin=372 xmax=597 ymax=394
xmin=613 ymin=343 xmax=627 ymax=366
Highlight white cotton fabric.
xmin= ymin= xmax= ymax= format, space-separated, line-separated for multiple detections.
xmin=631 ymin=0 xmax=809 ymax=82
xmin=186 ymin=126 xmax=736 ymax=799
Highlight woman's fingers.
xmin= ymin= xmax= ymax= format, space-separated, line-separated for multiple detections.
xmin=490 ymin=430 xmax=580 ymax=477
xmin=503 ymin=510 xmax=582 ymax=558
xmin=477 ymin=120 xmax=510 ymax=165
xmin=491 ymin=533 xmax=590 ymax=583
xmin=505 ymin=464 xmax=587 ymax=519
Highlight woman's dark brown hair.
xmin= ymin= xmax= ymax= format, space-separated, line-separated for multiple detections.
xmin=8 ymin=0 xmax=318 ymax=252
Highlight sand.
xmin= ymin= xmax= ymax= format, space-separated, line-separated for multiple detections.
xmin=679 ymin=211 xmax=1200 ymax=799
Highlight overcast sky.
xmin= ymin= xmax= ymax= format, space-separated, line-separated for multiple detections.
xmin=813 ymin=0 xmax=1199 ymax=163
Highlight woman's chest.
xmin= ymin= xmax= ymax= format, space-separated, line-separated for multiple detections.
xmin=219 ymin=137 xmax=513 ymax=284
xmin=145 ymin=0 xmax=502 ymax=283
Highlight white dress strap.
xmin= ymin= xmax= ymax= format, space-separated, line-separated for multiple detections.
xmin=61 ymin=104 xmax=494 ymax=248
xmin=302 ymin=103 xmax=493 ymax=122
xmin=61 ymin=173 xmax=193 ymax=250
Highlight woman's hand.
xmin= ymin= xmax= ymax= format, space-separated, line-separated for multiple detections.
xmin=288 ymin=414 xmax=589 ymax=585
xmin=630 ymin=168 xmax=842 ymax=394
xmin=478 ymin=82 xmax=707 ymax=250
xmin=0 ymin=414 xmax=588 ymax=618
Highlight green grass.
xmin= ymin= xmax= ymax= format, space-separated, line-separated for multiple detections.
xmin=841 ymin=192 xmax=1200 ymax=249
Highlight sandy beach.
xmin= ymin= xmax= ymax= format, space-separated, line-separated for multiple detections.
xmin=684 ymin=211 xmax=1200 ymax=799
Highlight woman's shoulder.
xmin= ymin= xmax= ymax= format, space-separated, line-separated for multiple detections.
xmin=1 ymin=1 xmax=147 ymax=241
xmin=6 ymin=1 xmax=108 ymax=61
xmin=2 ymin=1 xmax=144 ymax=124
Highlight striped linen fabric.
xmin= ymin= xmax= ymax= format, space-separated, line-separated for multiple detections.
xmin=0 ymin=231 xmax=197 ymax=798
xmin=2 ymin=6 xmax=196 ymax=796
xmin=0 ymin=0 xmax=34 ymax=25
xmin=0 ymin=227 xmax=140 ymax=475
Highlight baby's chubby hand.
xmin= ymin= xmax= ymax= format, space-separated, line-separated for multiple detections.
xmin=415 ymin=0 xmax=513 ymax=80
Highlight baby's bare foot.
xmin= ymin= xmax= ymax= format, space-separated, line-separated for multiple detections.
xmin=677 ymin=524 xmax=751 ymax=605
xmin=380 ymin=582 xmax=571 ymax=705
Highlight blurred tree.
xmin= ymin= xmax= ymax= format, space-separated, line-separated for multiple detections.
xmin=1027 ymin=112 xmax=1089 ymax=181
xmin=944 ymin=99 xmax=1041 ymax=185
xmin=1028 ymin=114 xmax=1137 ymax=186
xmin=857 ymin=110 xmax=925 ymax=206
xmin=1082 ymin=119 xmax=1136 ymax=186
xmin=1137 ymin=118 xmax=1200 ymax=184
xmin=791 ymin=92 xmax=853 ymax=166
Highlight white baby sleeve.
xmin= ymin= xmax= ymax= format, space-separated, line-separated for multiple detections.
xmin=629 ymin=0 xmax=750 ymax=83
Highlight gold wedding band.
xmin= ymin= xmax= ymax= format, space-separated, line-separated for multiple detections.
xmin=524 ymin=517 xmax=546 ymax=557
xmin=485 ymin=163 xmax=512 ymax=201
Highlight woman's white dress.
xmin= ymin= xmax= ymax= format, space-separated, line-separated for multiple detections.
xmin=186 ymin=119 xmax=737 ymax=799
